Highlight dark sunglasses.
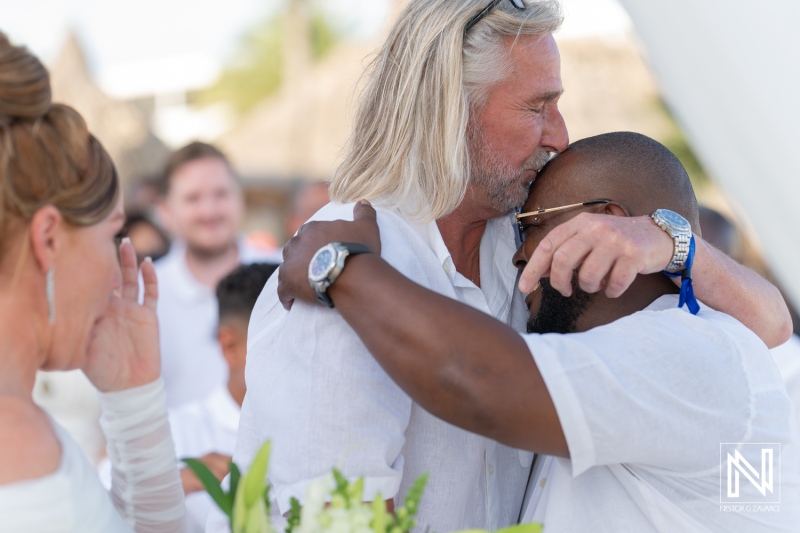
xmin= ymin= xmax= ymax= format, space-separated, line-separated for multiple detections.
xmin=465 ymin=0 xmax=526 ymax=34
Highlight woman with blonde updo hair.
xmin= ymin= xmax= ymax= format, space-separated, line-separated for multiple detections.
xmin=0 ymin=34 xmax=185 ymax=531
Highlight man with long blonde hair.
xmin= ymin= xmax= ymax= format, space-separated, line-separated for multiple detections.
xmin=225 ymin=2 xmax=792 ymax=532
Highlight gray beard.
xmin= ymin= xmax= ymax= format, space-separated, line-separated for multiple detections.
xmin=467 ymin=125 xmax=552 ymax=213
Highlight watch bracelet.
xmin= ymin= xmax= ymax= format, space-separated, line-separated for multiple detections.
xmin=665 ymin=234 xmax=691 ymax=272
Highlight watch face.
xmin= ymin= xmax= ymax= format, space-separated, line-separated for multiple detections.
xmin=310 ymin=249 xmax=333 ymax=280
xmin=657 ymin=209 xmax=691 ymax=232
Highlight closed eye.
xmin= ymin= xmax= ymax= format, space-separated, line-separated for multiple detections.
xmin=520 ymin=222 xmax=543 ymax=238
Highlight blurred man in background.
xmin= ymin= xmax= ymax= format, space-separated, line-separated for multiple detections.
xmin=284 ymin=181 xmax=330 ymax=238
xmin=155 ymin=141 xmax=274 ymax=408
xmin=698 ymin=206 xmax=743 ymax=263
xmin=120 ymin=212 xmax=171 ymax=264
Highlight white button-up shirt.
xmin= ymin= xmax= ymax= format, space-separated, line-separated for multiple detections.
xmin=772 ymin=335 xmax=800 ymax=451
xmin=155 ymin=241 xmax=276 ymax=408
xmin=170 ymin=386 xmax=241 ymax=533
xmin=228 ymin=202 xmax=532 ymax=533
xmin=521 ymin=296 xmax=800 ymax=532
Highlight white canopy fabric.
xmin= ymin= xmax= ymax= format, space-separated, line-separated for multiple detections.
xmin=616 ymin=0 xmax=800 ymax=309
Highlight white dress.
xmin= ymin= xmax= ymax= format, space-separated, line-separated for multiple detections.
xmin=0 ymin=379 xmax=185 ymax=532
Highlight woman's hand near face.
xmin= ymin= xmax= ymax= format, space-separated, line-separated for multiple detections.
xmin=82 ymin=240 xmax=161 ymax=392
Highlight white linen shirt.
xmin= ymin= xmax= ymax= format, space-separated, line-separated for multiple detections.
xmin=228 ymin=202 xmax=532 ymax=533
xmin=170 ymin=386 xmax=240 ymax=533
xmin=155 ymin=241 xmax=274 ymax=408
xmin=771 ymin=334 xmax=800 ymax=452
xmin=520 ymin=296 xmax=800 ymax=532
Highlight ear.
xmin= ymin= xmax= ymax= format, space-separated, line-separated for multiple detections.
xmin=29 ymin=206 xmax=63 ymax=274
xmin=600 ymin=202 xmax=632 ymax=218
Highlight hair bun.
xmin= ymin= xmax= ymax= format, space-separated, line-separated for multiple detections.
xmin=0 ymin=33 xmax=51 ymax=127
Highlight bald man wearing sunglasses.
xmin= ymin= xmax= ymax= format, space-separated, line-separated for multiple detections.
xmin=278 ymin=132 xmax=800 ymax=532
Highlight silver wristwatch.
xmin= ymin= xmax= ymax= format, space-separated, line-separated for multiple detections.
xmin=650 ymin=209 xmax=692 ymax=272
xmin=308 ymin=242 xmax=371 ymax=308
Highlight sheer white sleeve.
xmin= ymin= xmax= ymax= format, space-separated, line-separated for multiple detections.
xmin=99 ymin=378 xmax=186 ymax=533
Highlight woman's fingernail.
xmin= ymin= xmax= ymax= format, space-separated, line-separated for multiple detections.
xmin=121 ymin=237 xmax=131 ymax=245
xmin=144 ymin=256 xmax=153 ymax=263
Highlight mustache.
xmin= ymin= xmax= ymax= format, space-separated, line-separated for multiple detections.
xmin=523 ymin=149 xmax=553 ymax=174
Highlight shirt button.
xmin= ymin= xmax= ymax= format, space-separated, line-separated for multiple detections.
xmin=488 ymin=464 xmax=495 ymax=476
xmin=443 ymin=262 xmax=452 ymax=274
xmin=539 ymin=477 xmax=547 ymax=489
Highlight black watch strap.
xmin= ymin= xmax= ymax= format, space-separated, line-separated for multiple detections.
xmin=316 ymin=242 xmax=371 ymax=308
xmin=339 ymin=242 xmax=372 ymax=256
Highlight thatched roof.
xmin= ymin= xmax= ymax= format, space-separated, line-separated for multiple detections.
xmin=218 ymin=39 xmax=378 ymax=182
xmin=48 ymin=32 xmax=170 ymax=185
xmin=220 ymin=29 xmax=672 ymax=182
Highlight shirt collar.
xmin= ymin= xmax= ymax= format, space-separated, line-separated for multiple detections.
xmin=403 ymin=209 xmax=520 ymax=312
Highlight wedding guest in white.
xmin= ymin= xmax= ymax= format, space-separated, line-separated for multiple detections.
xmin=154 ymin=142 xmax=277 ymax=408
xmin=0 ymin=33 xmax=184 ymax=532
xmin=226 ymin=2 xmax=792 ymax=532
xmin=172 ymin=263 xmax=277 ymax=533
xmin=284 ymin=182 xmax=330 ymax=238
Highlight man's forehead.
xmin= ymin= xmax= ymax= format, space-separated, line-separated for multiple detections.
xmin=522 ymin=156 xmax=577 ymax=209
xmin=503 ymin=34 xmax=563 ymax=95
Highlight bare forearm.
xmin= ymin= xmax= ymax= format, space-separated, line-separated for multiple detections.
xmin=328 ymin=254 xmax=566 ymax=455
xmin=691 ymin=237 xmax=791 ymax=348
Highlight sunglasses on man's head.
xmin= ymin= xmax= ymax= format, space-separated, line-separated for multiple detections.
xmin=514 ymin=199 xmax=612 ymax=243
xmin=465 ymin=0 xmax=526 ymax=35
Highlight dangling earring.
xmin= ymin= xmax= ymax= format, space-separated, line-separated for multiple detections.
xmin=46 ymin=267 xmax=55 ymax=325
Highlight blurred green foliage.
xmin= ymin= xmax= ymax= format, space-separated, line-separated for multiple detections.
xmin=194 ymin=7 xmax=340 ymax=114
xmin=657 ymin=100 xmax=710 ymax=193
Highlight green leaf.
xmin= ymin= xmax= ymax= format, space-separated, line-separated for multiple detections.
xmin=182 ymin=457 xmax=232 ymax=517
xmin=496 ymin=524 xmax=544 ymax=533
xmin=347 ymin=477 xmax=364 ymax=504
xmin=245 ymin=497 xmax=271 ymax=533
xmin=243 ymin=442 xmax=272 ymax=507
xmin=393 ymin=472 xmax=428 ymax=531
xmin=332 ymin=469 xmax=348 ymax=496
xmin=370 ymin=494 xmax=390 ymax=533
xmin=285 ymin=497 xmax=302 ymax=533
xmin=232 ymin=477 xmax=248 ymax=533
xmin=229 ymin=462 xmax=242 ymax=509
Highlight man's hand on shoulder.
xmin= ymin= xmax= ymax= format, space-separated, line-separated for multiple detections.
xmin=278 ymin=201 xmax=382 ymax=310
